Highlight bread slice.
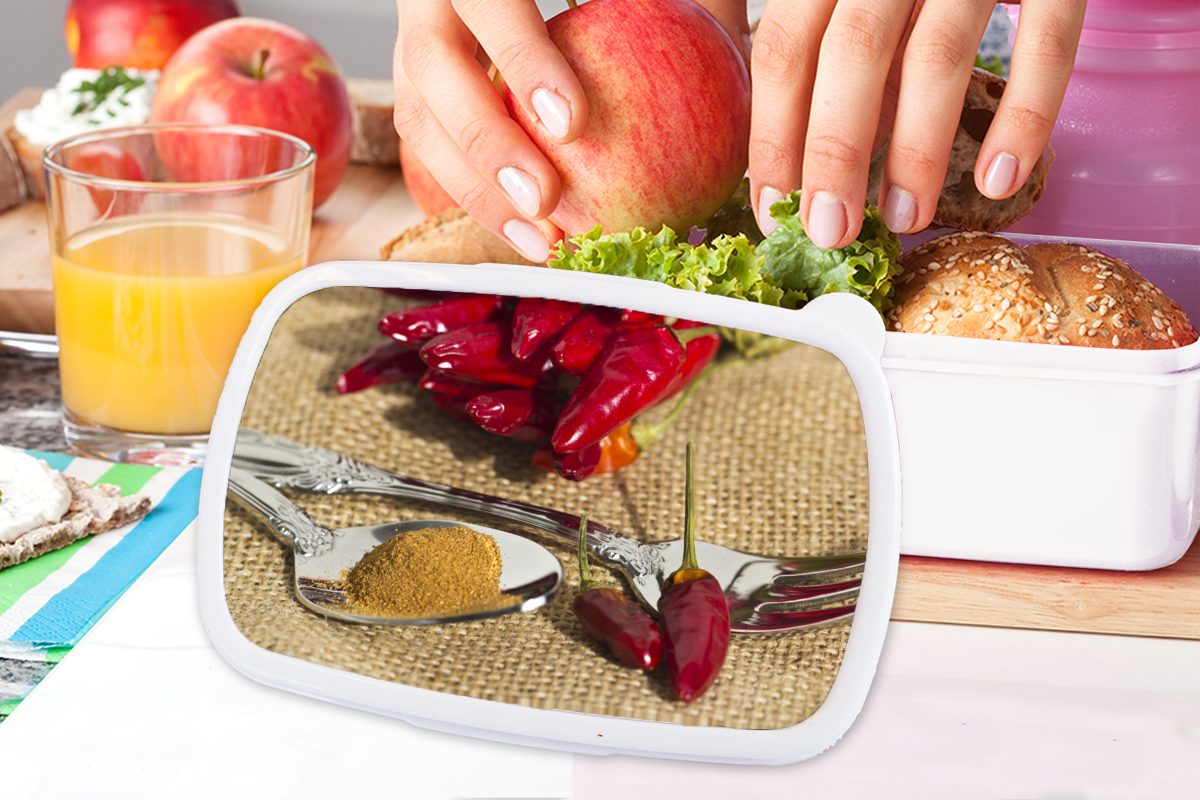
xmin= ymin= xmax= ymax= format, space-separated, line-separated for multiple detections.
xmin=867 ymin=68 xmax=1051 ymax=232
xmin=5 ymin=126 xmax=44 ymax=200
xmin=888 ymin=231 xmax=1199 ymax=349
xmin=381 ymin=209 xmax=536 ymax=266
xmin=0 ymin=477 xmax=151 ymax=570
xmin=348 ymin=78 xmax=400 ymax=167
xmin=0 ymin=128 xmax=26 ymax=212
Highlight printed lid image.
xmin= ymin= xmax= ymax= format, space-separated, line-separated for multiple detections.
xmin=196 ymin=261 xmax=902 ymax=765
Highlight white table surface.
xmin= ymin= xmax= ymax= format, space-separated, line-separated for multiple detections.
xmin=1 ymin=524 xmax=1197 ymax=799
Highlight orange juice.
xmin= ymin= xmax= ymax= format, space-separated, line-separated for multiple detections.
xmin=53 ymin=214 xmax=303 ymax=434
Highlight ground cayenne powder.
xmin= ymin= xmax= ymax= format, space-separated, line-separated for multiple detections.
xmin=344 ymin=525 xmax=516 ymax=617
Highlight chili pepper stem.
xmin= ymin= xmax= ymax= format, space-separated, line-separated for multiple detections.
xmin=576 ymin=513 xmax=594 ymax=588
xmin=671 ymin=325 xmax=720 ymax=347
xmin=682 ymin=442 xmax=698 ymax=572
xmin=629 ymin=357 xmax=741 ymax=452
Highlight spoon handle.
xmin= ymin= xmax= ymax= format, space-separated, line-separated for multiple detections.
xmin=231 ymin=431 xmax=653 ymax=570
xmin=227 ymin=466 xmax=336 ymax=557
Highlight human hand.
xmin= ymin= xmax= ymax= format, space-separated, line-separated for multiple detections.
xmin=748 ymin=1 xmax=1085 ymax=247
xmin=393 ymin=0 xmax=749 ymax=262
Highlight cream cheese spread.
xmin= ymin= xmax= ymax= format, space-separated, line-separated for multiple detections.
xmin=0 ymin=447 xmax=72 ymax=543
xmin=14 ymin=67 xmax=158 ymax=147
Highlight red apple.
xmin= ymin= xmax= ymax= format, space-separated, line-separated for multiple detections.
xmin=502 ymin=0 xmax=749 ymax=235
xmin=66 ymin=0 xmax=240 ymax=70
xmin=399 ymin=139 xmax=458 ymax=218
xmin=70 ymin=140 xmax=146 ymax=214
xmin=151 ymin=18 xmax=351 ymax=207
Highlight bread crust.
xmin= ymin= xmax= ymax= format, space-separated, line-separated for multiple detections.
xmin=347 ymin=78 xmax=400 ymax=167
xmin=0 ymin=127 xmax=26 ymax=211
xmin=888 ymin=232 xmax=1199 ymax=350
xmin=867 ymin=68 xmax=1050 ymax=232
xmin=6 ymin=126 xmax=44 ymax=200
xmin=380 ymin=208 xmax=537 ymax=266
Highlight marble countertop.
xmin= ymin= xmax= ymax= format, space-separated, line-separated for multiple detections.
xmin=0 ymin=352 xmax=64 ymax=452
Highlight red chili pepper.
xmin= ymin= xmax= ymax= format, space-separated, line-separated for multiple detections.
xmin=572 ymin=513 xmax=664 ymax=670
xmin=534 ymin=423 xmax=642 ymax=481
xmin=465 ymin=389 xmax=554 ymax=442
xmin=664 ymin=319 xmax=722 ymax=397
xmin=379 ymin=295 xmax=504 ymax=344
xmin=420 ymin=322 xmax=548 ymax=387
xmin=335 ymin=341 xmax=425 ymax=394
xmin=620 ymin=310 xmax=662 ymax=325
xmin=552 ymin=324 xmax=714 ymax=453
xmin=658 ymin=442 xmax=730 ymax=703
xmin=428 ymin=392 xmax=473 ymax=422
xmin=510 ymin=298 xmax=581 ymax=361
xmin=550 ymin=308 xmax=624 ymax=376
xmin=417 ymin=369 xmax=490 ymax=400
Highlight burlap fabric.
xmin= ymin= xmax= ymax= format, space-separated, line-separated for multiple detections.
xmin=223 ymin=287 xmax=870 ymax=730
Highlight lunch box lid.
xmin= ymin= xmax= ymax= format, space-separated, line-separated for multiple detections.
xmin=195 ymin=260 xmax=904 ymax=765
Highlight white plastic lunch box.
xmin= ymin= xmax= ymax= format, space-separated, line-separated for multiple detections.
xmin=884 ymin=233 xmax=1200 ymax=570
xmin=198 ymin=263 xmax=904 ymax=765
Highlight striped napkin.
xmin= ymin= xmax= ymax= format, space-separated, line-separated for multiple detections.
xmin=0 ymin=452 xmax=200 ymax=716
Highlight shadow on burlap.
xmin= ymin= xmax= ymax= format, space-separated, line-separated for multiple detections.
xmin=223 ymin=287 xmax=870 ymax=729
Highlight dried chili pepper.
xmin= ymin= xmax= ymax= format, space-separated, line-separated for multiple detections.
xmin=510 ymin=298 xmax=581 ymax=361
xmin=379 ymin=294 xmax=504 ymax=344
xmin=620 ymin=310 xmax=662 ymax=325
xmin=534 ymin=423 xmax=641 ymax=481
xmin=551 ymin=324 xmax=715 ymax=453
xmin=420 ymin=322 xmax=548 ymax=387
xmin=417 ymin=369 xmax=490 ymax=400
xmin=572 ymin=513 xmax=664 ymax=670
xmin=465 ymin=389 xmax=554 ymax=442
xmin=428 ymin=392 xmax=474 ymax=422
xmin=335 ymin=341 xmax=425 ymax=394
xmin=658 ymin=442 xmax=730 ymax=703
xmin=664 ymin=319 xmax=722 ymax=398
xmin=550 ymin=308 xmax=624 ymax=376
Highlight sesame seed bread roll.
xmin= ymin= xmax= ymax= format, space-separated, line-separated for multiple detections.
xmin=888 ymin=231 xmax=1199 ymax=350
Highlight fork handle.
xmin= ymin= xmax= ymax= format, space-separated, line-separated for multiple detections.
xmin=231 ymin=431 xmax=659 ymax=574
xmin=227 ymin=467 xmax=336 ymax=557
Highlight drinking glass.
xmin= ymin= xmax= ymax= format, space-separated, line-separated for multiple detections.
xmin=43 ymin=123 xmax=314 ymax=464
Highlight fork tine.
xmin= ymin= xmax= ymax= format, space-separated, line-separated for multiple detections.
xmin=762 ymin=578 xmax=861 ymax=600
xmin=753 ymin=584 xmax=860 ymax=615
xmin=771 ymin=560 xmax=865 ymax=586
xmin=730 ymin=603 xmax=856 ymax=634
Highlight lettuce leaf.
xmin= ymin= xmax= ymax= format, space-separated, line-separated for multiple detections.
xmin=548 ymin=190 xmax=900 ymax=313
xmin=757 ymin=192 xmax=902 ymax=312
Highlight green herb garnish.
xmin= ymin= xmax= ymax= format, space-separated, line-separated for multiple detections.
xmin=71 ymin=67 xmax=145 ymax=116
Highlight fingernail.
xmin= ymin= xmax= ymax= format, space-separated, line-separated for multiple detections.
xmin=757 ymin=186 xmax=783 ymax=236
xmin=807 ymin=191 xmax=847 ymax=249
xmin=503 ymin=218 xmax=550 ymax=262
xmin=531 ymin=88 xmax=571 ymax=139
xmin=983 ymin=151 xmax=1019 ymax=199
xmin=882 ymin=185 xmax=917 ymax=232
xmin=498 ymin=166 xmax=541 ymax=218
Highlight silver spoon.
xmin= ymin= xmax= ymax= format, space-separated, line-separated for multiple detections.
xmin=226 ymin=467 xmax=562 ymax=625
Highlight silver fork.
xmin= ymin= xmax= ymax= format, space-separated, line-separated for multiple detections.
xmin=231 ymin=431 xmax=865 ymax=634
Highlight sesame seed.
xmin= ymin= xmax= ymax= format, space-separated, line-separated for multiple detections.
xmin=1091 ymin=320 xmax=1103 ymax=329
xmin=923 ymin=314 xmax=936 ymax=322
xmin=919 ymin=322 xmax=933 ymax=333
xmin=1000 ymin=299 xmax=1011 ymax=311
xmin=1088 ymin=329 xmax=1098 ymax=337
xmin=1059 ymin=335 xmax=1070 ymax=344
xmin=1112 ymin=335 xmax=1120 ymax=347
xmin=1152 ymin=316 xmax=1165 ymax=330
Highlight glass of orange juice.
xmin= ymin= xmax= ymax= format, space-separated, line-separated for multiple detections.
xmin=44 ymin=123 xmax=314 ymax=464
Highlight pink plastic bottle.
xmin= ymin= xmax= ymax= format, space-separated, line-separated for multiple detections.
xmin=1006 ymin=1 xmax=1200 ymax=245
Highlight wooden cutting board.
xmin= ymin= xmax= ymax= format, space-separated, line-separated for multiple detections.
xmin=0 ymin=88 xmax=420 ymax=335
xmin=893 ymin=538 xmax=1200 ymax=640
xmin=3 ymin=92 xmax=1196 ymax=640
